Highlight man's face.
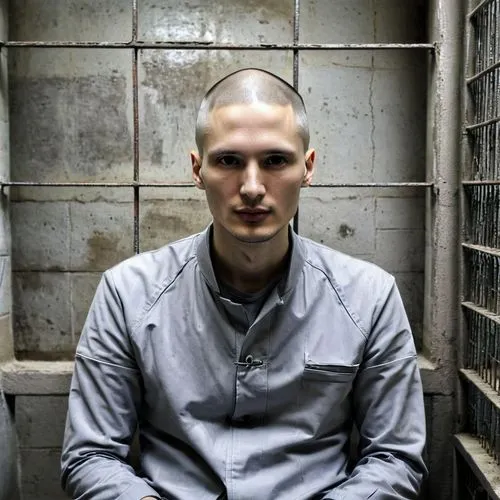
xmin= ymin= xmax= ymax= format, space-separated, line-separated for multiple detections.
xmin=192 ymin=102 xmax=315 ymax=245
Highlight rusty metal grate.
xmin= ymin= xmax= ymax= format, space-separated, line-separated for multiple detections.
xmin=465 ymin=248 xmax=500 ymax=314
xmin=465 ymin=185 xmax=500 ymax=248
xmin=466 ymin=0 xmax=500 ymax=175
xmin=455 ymin=445 xmax=496 ymax=499
xmin=465 ymin=307 xmax=500 ymax=392
xmin=467 ymin=380 xmax=500 ymax=464
xmin=462 ymin=0 xmax=500 ymax=472
xmin=0 ymin=0 xmax=435 ymax=252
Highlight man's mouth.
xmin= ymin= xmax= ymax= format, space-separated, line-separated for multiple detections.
xmin=235 ymin=208 xmax=271 ymax=223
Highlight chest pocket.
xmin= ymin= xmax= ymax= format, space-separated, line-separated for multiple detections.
xmin=298 ymin=362 xmax=360 ymax=435
xmin=303 ymin=363 xmax=359 ymax=382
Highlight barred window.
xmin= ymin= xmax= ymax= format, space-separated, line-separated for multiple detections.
xmin=458 ymin=0 xmax=500 ymax=497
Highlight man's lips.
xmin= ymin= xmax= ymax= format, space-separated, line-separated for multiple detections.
xmin=235 ymin=208 xmax=270 ymax=214
xmin=235 ymin=208 xmax=271 ymax=222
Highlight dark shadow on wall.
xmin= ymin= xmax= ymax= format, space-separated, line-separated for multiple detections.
xmin=0 ymin=390 xmax=20 ymax=500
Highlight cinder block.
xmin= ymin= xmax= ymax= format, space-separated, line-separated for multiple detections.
xmin=299 ymin=194 xmax=375 ymax=256
xmin=13 ymin=272 xmax=73 ymax=358
xmin=420 ymin=394 xmax=433 ymax=499
xmin=9 ymin=0 xmax=130 ymax=42
xmin=1 ymin=361 xmax=73 ymax=395
xmin=140 ymin=0 xmax=293 ymax=43
xmin=0 ymin=313 xmax=13 ymax=362
xmin=298 ymin=51 xmax=374 ymax=184
xmin=0 ymin=118 xmax=10 ymax=180
xmin=374 ymin=0 xmax=427 ymax=43
xmin=11 ymin=202 xmax=70 ymax=271
xmin=0 ymin=255 xmax=11 ymax=315
xmin=374 ymin=229 xmax=425 ymax=273
xmin=300 ymin=0 xmax=426 ymax=45
xmin=19 ymin=448 xmax=69 ymax=500
xmin=9 ymin=50 xmax=132 ymax=184
xmin=0 ymin=51 xmax=8 ymax=123
xmin=69 ymin=201 xmax=134 ymax=272
xmin=0 ymin=0 xmax=7 ymax=42
xmin=139 ymin=197 xmax=213 ymax=252
xmin=70 ymin=272 xmax=102 ymax=340
xmin=299 ymin=0 xmax=374 ymax=43
xmin=0 ymin=390 xmax=20 ymax=499
xmin=425 ymin=395 xmax=455 ymax=500
xmin=372 ymin=57 xmax=427 ymax=182
xmin=139 ymin=49 xmax=293 ymax=184
xmin=394 ymin=272 xmax=424 ymax=350
xmin=10 ymin=185 xmax=132 ymax=205
xmin=0 ymin=197 xmax=10 ymax=255
xmin=16 ymin=395 xmax=68 ymax=448
xmin=376 ymin=197 xmax=425 ymax=230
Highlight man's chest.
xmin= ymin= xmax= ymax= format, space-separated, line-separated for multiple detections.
xmin=132 ymin=282 xmax=367 ymax=431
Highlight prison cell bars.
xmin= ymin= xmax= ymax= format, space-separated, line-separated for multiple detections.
xmin=0 ymin=0 xmax=435 ymax=252
xmin=458 ymin=0 xmax=500 ymax=497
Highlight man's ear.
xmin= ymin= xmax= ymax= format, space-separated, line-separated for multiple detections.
xmin=302 ymin=148 xmax=316 ymax=187
xmin=191 ymin=151 xmax=205 ymax=190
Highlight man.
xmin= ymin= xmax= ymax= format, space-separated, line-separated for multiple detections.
xmin=61 ymin=68 xmax=427 ymax=499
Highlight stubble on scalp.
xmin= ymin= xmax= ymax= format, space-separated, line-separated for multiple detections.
xmin=195 ymin=68 xmax=310 ymax=154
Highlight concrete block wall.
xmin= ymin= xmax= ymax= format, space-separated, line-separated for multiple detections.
xmin=1 ymin=1 xmax=457 ymax=499
xmin=8 ymin=0 xmax=427 ymax=358
xmin=17 ymin=395 xmax=68 ymax=499
xmin=0 ymin=0 xmax=20 ymax=498
xmin=0 ymin=5 xmax=20 ymax=500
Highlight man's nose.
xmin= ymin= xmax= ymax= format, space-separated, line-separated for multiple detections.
xmin=240 ymin=162 xmax=266 ymax=201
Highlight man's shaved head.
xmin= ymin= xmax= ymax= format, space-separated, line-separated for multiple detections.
xmin=195 ymin=68 xmax=309 ymax=153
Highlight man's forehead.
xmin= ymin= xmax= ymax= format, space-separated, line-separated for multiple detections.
xmin=203 ymin=103 xmax=303 ymax=155
xmin=207 ymin=102 xmax=297 ymax=129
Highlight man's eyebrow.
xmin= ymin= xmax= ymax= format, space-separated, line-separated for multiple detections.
xmin=206 ymin=148 xmax=297 ymax=158
xmin=206 ymin=149 xmax=241 ymax=158
xmin=260 ymin=148 xmax=297 ymax=156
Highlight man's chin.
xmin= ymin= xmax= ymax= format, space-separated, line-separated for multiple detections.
xmin=231 ymin=229 xmax=278 ymax=244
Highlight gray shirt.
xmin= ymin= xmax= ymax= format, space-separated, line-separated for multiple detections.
xmin=219 ymin=277 xmax=281 ymax=330
xmin=61 ymin=226 xmax=427 ymax=500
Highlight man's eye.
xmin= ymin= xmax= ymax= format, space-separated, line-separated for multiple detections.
xmin=264 ymin=155 xmax=288 ymax=168
xmin=218 ymin=155 xmax=241 ymax=167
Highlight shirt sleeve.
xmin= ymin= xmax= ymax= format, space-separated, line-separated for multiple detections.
xmin=60 ymin=271 xmax=161 ymax=500
xmin=323 ymin=278 xmax=428 ymax=500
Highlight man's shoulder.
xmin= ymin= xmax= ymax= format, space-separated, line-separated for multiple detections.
xmin=300 ymin=236 xmax=392 ymax=284
xmin=106 ymin=231 xmax=201 ymax=295
xmin=299 ymin=236 xmax=395 ymax=325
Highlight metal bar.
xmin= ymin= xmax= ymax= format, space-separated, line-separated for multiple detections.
xmin=0 ymin=41 xmax=436 ymax=50
xmin=132 ymin=0 xmax=138 ymax=42
xmin=463 ymin=242 xmax=500 ymax=258
xmin=467 ymin=60 xmax=500 ymax=84
xmin=463 ymin=180 xmax=500 ymax=185
xmin=461 ymin=368 xmax=500 ymax=412
xmin=0 ymin=181 xmax=435 ymax=188
xmin=466 ymin=116 xmax=500 ymax=131
xmin=469 ymin=0 xmax=497 ymax=19
xmin=293 ymin=0 xmax=300 ymax=234
xmin=132 ymin=13 xmax=140 ymax=254
xmin=309 ymin=182 xmax=433 ymax=187
xmin=462 ymin=302 xmax=500 ymax=328
xmin=454 ymin=434 xmax=500 ymax=497
xmin=0 ymin=181 xmax=195 ymax=188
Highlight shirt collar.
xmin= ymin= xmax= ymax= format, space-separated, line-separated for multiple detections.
xmin=195 ymin=223 xmax=305 ymax=301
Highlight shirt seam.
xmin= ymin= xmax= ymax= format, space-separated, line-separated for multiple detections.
xmin=129 ymin=254 xmax=197 ymax=337
xmin=304 ymin=259 xmax=368 ymax=340
xmin=75 ymin=352 xmax=140 ymax=372
xmin=363 ymin=354 xmax=417 ymax=371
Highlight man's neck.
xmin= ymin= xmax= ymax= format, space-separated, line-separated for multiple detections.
xmin=211 ymin=226 xmax=290 ymax=294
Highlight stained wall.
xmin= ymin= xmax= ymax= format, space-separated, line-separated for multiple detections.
xmin=3 ymin=2 xmax=449 ymax=499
